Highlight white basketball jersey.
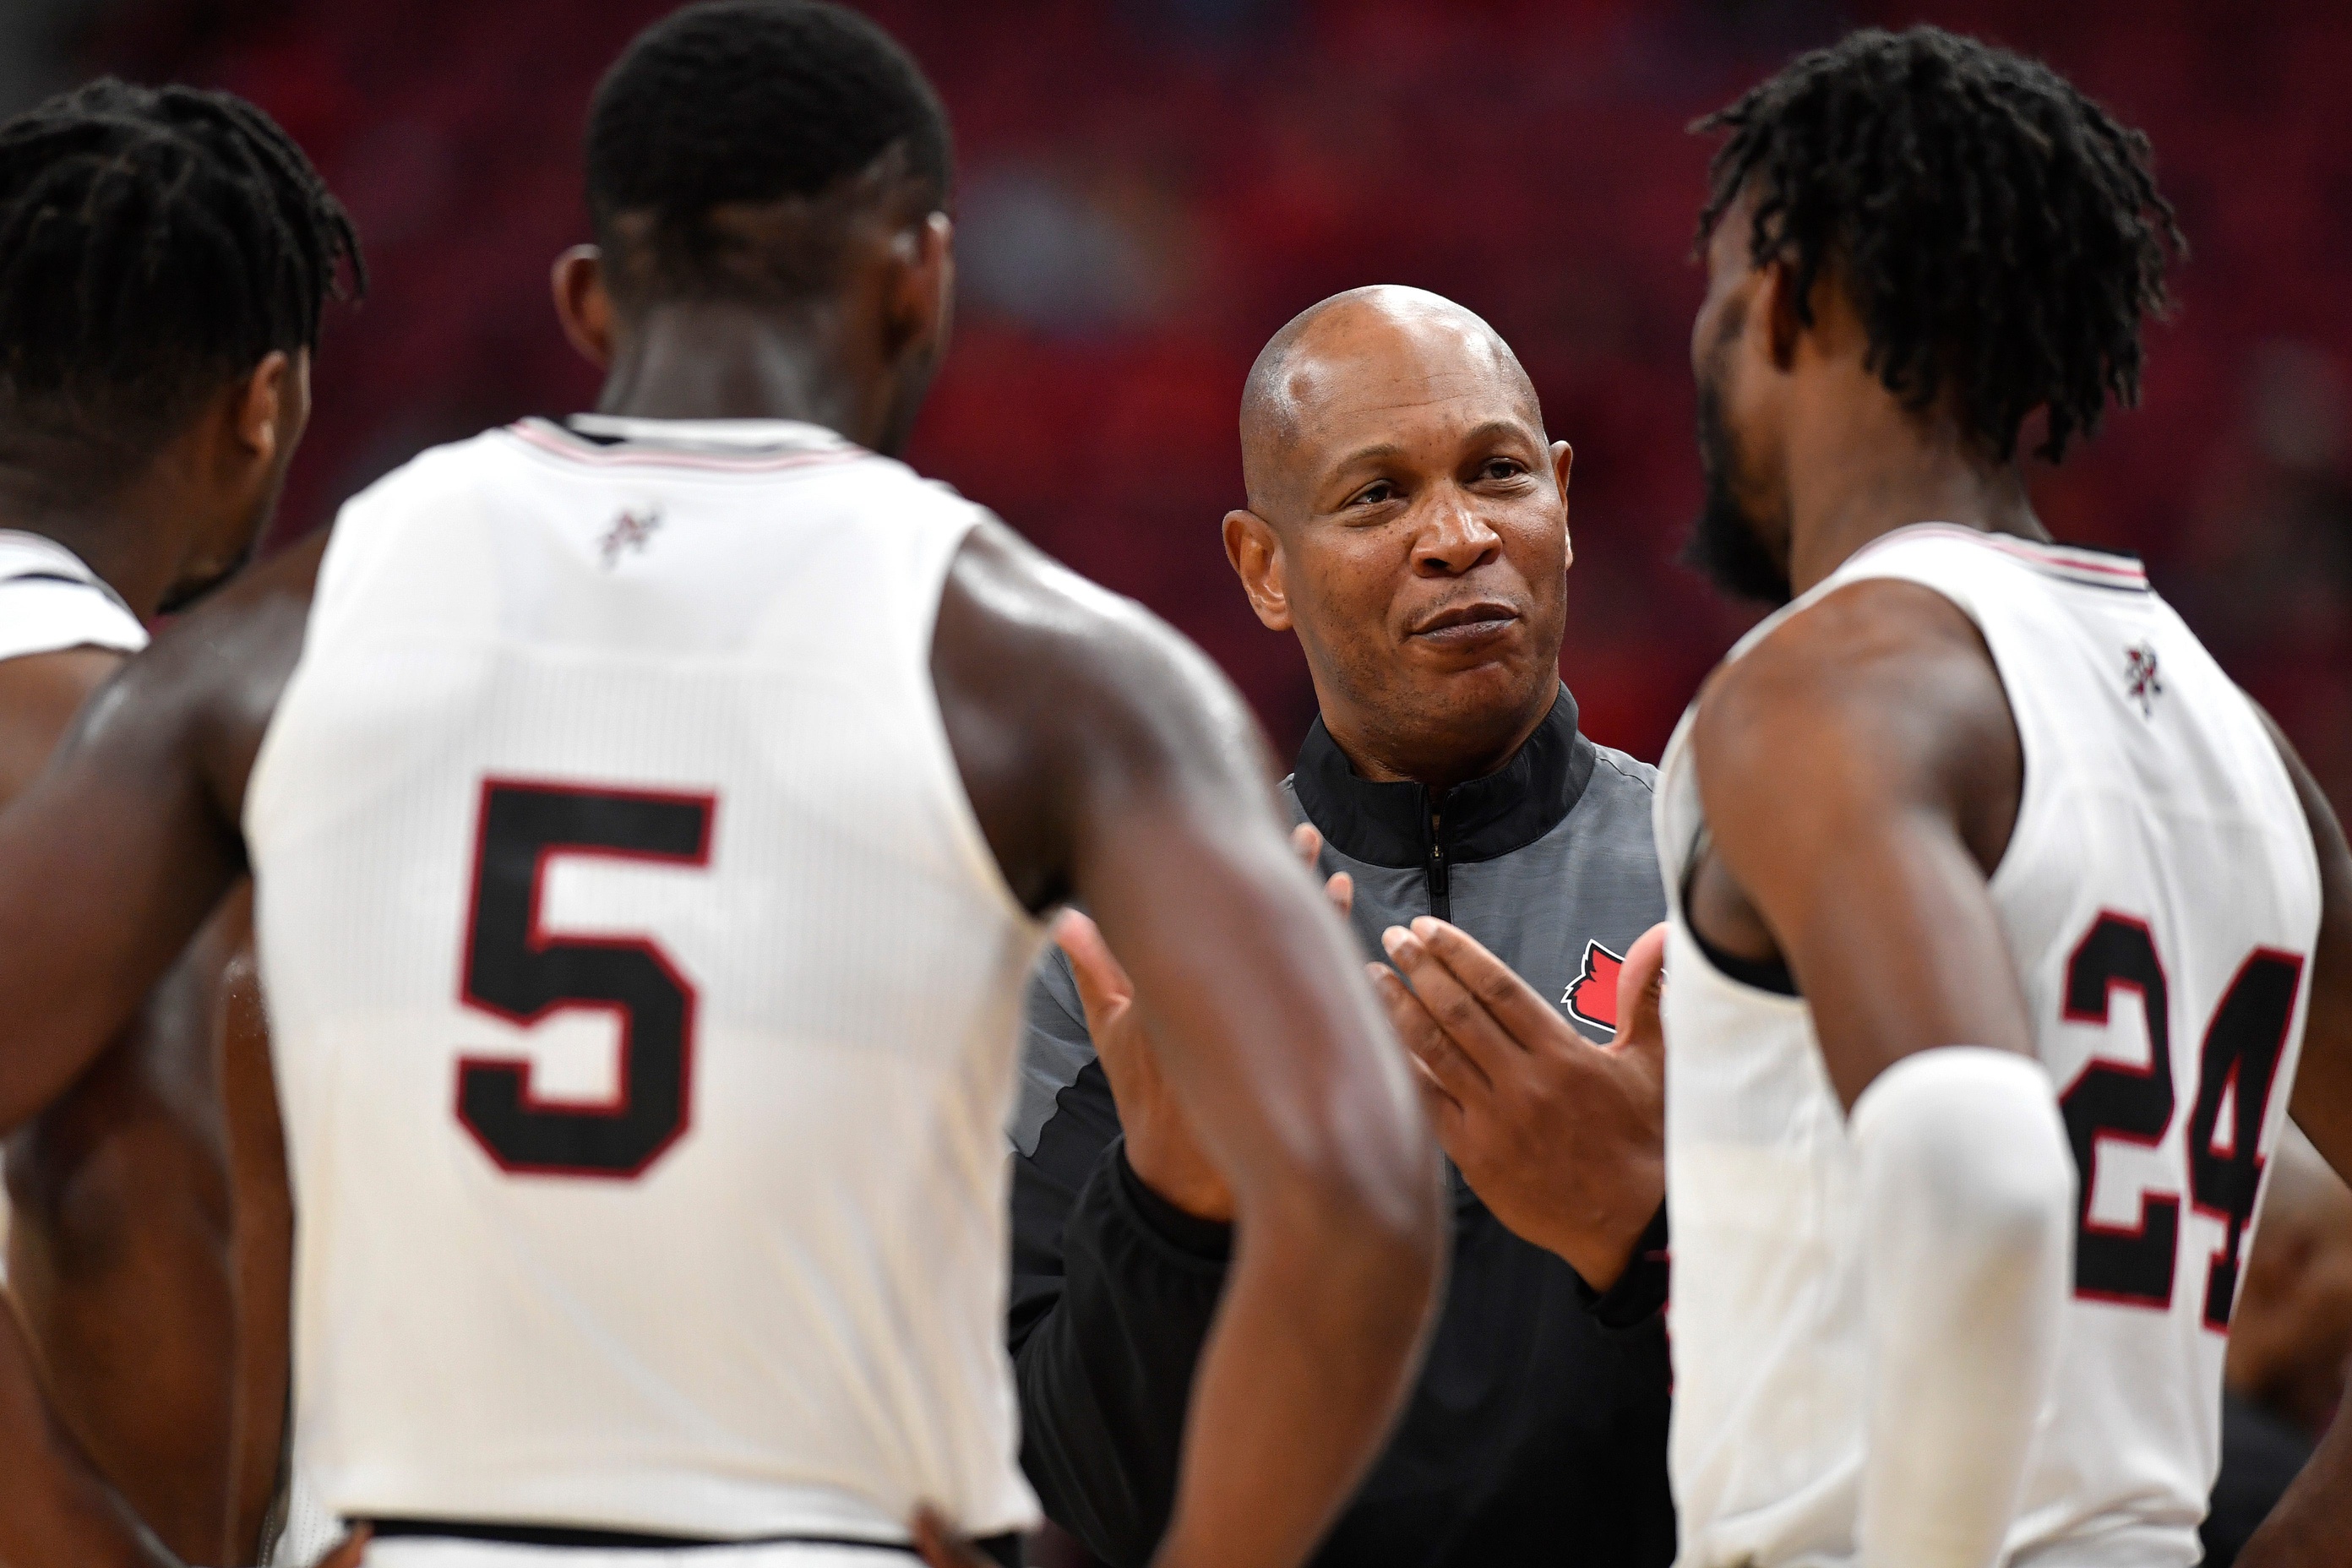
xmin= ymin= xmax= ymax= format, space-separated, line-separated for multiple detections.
xmin=1657 ymin=525 xmax=2322 ymax=1567
xmin=242 ymin=416 xmax=1047 ymax=1544
xmin=0 ymin=530 xmax=147 ymax=662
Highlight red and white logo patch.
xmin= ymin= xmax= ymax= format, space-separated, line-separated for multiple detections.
xmin=1563 ymin=939 xmax=1625 ymax=1035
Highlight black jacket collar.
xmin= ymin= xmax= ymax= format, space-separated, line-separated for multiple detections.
xmin=1291 ymin=683 xmax=1595 ymax=869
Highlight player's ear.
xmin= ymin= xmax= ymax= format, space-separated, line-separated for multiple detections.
xmin=552 ymin=245 xmax=616 ymax=369
xmin=1224 ymin=509 xmax=1293 ymax=632
xmin=885 ymin=211 xmax=954 ymax=366
xmin=229 ymin=349 xmax=300 ymax=471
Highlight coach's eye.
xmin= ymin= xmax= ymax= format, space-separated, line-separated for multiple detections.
xmin=1478 ymin=458 xmax=1527 ymax=482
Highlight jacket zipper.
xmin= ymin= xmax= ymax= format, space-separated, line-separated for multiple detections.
xmin=1424 ymin=793 xmax=1451 ymax=922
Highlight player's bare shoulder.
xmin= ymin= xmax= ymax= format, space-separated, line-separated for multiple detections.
xmin=932 ymin=519 xmax=1279 ymax=912
xmin=1691 ymin=573 xmax=2022 ymax=874
xmin=77 ymin=531 xmax=328 ymax=830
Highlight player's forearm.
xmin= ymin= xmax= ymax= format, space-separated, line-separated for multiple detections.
xmin=1854 ymin=1048 xmax=2073 ymax=1568
xmin=1154 ymin=1184 xmax=1440 ymax=1568
xmin=0 ymin=1308 xmax=178 ymax=1568
xmin=1080 ymin=810 xmax=1442 ymax=1568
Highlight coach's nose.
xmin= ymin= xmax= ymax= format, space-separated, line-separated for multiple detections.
xmin=1413 ymin=491 xmax=1503 ymax=577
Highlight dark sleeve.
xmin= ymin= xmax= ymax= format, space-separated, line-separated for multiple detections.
xmin=1006 ymin=953 xmax=1234 ymax=1568
xmin=1573 ymin=1201 xmax=1670 ymax=1331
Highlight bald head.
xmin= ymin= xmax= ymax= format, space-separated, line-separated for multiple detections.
xmin=1239 ymin=285 xmax=1544 ymax=520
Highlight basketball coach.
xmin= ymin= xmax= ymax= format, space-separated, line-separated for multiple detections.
xmin=1008 ymin=286 xmax=1676 ymax=1568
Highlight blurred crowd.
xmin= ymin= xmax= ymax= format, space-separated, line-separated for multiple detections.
xmin=4 ymin=0 xmax=2347 ymax=1521
xmin=2 ymin=0 xmax=2337 ymax=794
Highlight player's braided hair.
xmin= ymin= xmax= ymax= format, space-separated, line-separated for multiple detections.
xmin=585 ymin=0 xmax=952 ymax=308
xmin=0 ymin=78 xmax=362 ymax=475
xmin=1695 ymin=26 xmax=2183 ymax=463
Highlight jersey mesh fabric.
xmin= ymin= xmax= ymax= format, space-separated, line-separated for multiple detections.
xmin=242 ymin=416 xmax=1045 ymax=1543
xmin=1656 ymin=524 xmax=2323 ymax=1567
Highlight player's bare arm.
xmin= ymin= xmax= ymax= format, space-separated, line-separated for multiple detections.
xmin=934 ymin=520 xmax=1446 ymax=1568
xmin=0 ymin=533 xmax=320 ymax=1133
xmin=1685 ymin=578 xmax=2032 ymax=1093
xmin=0 ymin=1301 xmax=178 ymax=1568
xmin=2234 ymin=712 xmax=2352 ymax=1568
xmin=0 ymin=645 xmax=188 ymax=1568
xmin=1686 ymin=575 xmax=2076 ymax=1568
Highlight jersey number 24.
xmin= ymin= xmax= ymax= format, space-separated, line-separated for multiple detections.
xmin=2061 ymin=911 xmax=2305 ymax=1330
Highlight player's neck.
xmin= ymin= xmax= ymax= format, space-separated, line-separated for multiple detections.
xmin=595 ymin=303 xmax=882 ymax=443
xmin=0 ymin=464 xmax=181 ymax=618
xmin=1783 ymin=403 xmax=2048 ymax=597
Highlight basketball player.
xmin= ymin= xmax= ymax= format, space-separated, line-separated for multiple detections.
xmin=0 ymin=6 xmax=1442 ymax=1567
xmin=1379 ymin=25 xmax=2352 ymax=1567
xmin=0 ymin=79 xmax=361 ymax=1564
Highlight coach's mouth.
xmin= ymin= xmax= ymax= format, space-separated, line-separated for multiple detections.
xmin=1409 ymin=600 xmax=1521 ymax=648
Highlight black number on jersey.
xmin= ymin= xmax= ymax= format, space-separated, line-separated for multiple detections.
xmin=2060 ymin=910 xmax=2305 ymax=1327
xmin=457 ymin=780 xmax=715 ymax=1179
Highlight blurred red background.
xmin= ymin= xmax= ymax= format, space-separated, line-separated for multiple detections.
xmin=18 ymin=0 xmax=2349 ymax=803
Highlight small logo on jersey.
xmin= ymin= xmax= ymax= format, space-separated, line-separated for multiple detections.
xmin=2125 ymin=641 xmax=2164 ymax=717
xmin=1563 ymin=939 xmax=1625 ymax=1035
xmin=599 ymin=506 xmax=663 ymax=568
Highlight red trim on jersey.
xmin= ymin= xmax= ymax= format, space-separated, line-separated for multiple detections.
xmin=505 ymin=419 xmax=867 ymax=476
xmin=1851 ymin=522 xmax=2150 ymax=591
xmin=2056 ymin=909 xmax=2180 ymax=1311
xmin=454 ymin=776 xmax=716 ymax=1181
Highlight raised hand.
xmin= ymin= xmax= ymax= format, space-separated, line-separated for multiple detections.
xmin=1290 ymin=822 xmax=1353 ymax=921
xmin=1056 ymin=908 xmax=1235 ymax=1222
xmin=1372 ymin=918 xmax=1667 ymax=1290
xmin=1055 ymin=825 xmax=1353 ymax=1227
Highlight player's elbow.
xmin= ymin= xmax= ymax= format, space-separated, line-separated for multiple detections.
xmin=1250 ymin=1107 xmax=1446 ymax=1311
xmin=1854 ymin=1046 xmax=2075 ymax=1305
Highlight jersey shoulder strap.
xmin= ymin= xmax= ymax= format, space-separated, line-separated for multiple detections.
xmin=0 ymin=530 xmax=146 ymax=662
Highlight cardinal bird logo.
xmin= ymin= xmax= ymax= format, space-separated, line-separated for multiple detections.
xmin=1563 ymin=939 xmax=1625 ymax=1036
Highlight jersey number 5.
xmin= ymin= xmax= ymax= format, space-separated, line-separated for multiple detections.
xmin=457 ymin=779 xmax=715 ymax=1179
xmin=2060 ymin=912 xmax=2306 ymax=1328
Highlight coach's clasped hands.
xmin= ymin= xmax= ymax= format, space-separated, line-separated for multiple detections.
xmin=1371 ymin=919 xmax=1668 ymax=1293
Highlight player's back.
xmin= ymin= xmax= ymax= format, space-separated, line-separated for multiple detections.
xmin=242 ymin=416 xmax=1046 ymax=1544
xmin=1657 ymin=525 xmax=2322 ymax=1566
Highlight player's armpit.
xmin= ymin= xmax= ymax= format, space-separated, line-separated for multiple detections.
xmin=0 ymin=533 xmax=319 ymax=1136
xmin=1690 ymin=576 xmax=2034 ymax=1108
xmin=2251 ymin=704 xmax=2352 ymax=1184
xmin=932 ymin=520 xmax=1443 ymax=1568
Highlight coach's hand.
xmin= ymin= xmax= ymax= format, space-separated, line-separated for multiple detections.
xmin=1373 ymin=918 xmax=1667 ymax=1291
xmin=1058 ymin=907 xmax=1236 ymax=1223
xmin=1057 ymin=825 xmax=1352 ymax=1227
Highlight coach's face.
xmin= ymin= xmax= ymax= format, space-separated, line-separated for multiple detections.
xmin=1225 ymin=292 xmax=1571 ymax=786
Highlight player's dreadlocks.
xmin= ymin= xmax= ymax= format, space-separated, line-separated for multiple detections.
xmin=0 ymin=79 xmax=362 ymax=482
xmin=1695 ymin=27 xmax=2183 ymax=463
xmin=585 ymin=0 xmax=952 ymax=308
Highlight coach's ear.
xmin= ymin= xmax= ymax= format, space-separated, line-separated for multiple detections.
xmin=1224 ymin=508 xmax=1293 ymax=632
xmin=552 ymin=245 xmax=616 ymax=370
